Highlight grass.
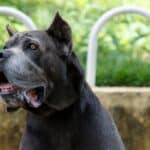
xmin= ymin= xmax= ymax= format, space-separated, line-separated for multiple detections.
xmin=0 ymin=0 xmax=150 ymax=86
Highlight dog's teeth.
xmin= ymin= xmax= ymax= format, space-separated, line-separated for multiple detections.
xmin=23 ymin=91 xmax=30 ymax=103
xmin=0 ymin=83 xmax=18 ymax=94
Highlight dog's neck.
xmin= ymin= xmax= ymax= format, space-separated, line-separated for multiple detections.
xmin=26 ymin=81 xmax=98 ymax=125
xmin=22 ymin=84 xmax=102 ymax=150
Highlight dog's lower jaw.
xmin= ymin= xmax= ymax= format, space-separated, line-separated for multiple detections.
xmin=19 ymin=83 xmax=125 ymax=150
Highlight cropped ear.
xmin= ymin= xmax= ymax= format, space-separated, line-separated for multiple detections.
xmin=46 ymin=12 xmax=72 ymax=51
xmin=6 ymin=24 xmax=16 ymax=37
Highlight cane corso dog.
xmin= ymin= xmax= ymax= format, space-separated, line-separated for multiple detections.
xmin=0 ymin=13 xmax=125 ymax=150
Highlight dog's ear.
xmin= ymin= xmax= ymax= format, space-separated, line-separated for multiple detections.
xmin=6 ymin=24 xmax=16 ymax=37
xmin=46 ymin=12 xmax=72 ymax=51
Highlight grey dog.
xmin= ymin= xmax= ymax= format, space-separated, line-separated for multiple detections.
xmin=0 ymin=13 xmax=125 ymax=150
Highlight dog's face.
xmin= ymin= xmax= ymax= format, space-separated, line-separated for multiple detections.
xmin=0 ymin=13 xmax=83 ymax=115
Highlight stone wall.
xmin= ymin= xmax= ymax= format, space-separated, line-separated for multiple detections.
xmin=0 ymin=87 xmax=150 ymax=150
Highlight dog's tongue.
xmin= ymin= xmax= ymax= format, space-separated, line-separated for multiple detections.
xmin=0 ymin=83 xmax=17 ymax=94
xmin=26 ymin=90 xmax=40 ymax=108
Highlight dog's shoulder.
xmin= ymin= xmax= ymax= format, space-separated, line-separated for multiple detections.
xmin=72 ymin=86 xmax=125 ymax=150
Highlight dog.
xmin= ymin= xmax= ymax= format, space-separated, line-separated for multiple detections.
xmin=0 ymin=12 xmax=125 ymax=150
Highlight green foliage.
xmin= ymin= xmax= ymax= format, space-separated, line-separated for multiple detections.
xmin=0 ymin=0 xmax=150 ymax=86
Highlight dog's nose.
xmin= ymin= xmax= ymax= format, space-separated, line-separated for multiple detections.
xmin=0 ymin=50 xmax=13 ymax=60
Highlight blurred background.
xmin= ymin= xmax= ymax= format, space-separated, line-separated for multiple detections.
xmin=0 ymin=0 xmax=150 ymax=150
xmin=0 ymin=0 xmax=150 ymax=86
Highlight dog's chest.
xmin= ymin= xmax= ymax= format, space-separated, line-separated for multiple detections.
xmin=20 ymin=115 xmax=75 ymax=150
xmin=20 ymin=126 xmax=72 ymax=150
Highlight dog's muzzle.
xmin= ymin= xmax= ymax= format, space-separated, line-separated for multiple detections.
xmin=0 ymin=50 xmax=51 ymax=109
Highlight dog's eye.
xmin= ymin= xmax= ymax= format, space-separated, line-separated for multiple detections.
xmin=28 ymin=43 xmax=38 ymax=50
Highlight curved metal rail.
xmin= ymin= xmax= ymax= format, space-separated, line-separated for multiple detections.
xmin=0 ymin=6 xmax=36 ymax=30
xmin=86 ymin=6 xmax=150 ymax=87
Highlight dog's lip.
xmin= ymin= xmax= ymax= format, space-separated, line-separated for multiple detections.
xmin=0 ymin=71 xmax=46 ymax=108
xmin=23 ymin=86 xmax=45 ymax=108
xmin=0 ymin=83 xmax=45 ymax=108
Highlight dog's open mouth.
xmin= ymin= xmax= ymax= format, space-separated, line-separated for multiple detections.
xmin=0 ymin=72 xmax=45 ymax=108
xmin=23 ymin=87 xmax=44 ymax=107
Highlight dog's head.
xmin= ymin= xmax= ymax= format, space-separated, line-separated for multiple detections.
xmin=0 ymin=13 xmax=84 ymax=115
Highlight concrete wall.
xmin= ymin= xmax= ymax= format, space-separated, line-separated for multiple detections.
xmin=94 ymin=87 xmax=150 ymax=150
xmin=0 ymin=87 xmax=150 ymax=150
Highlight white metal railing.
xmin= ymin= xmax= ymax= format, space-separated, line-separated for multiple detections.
xmin=86 ymin=6 xmax=150 ymax=87
xmin=0 ymin=6 xmax=36 ymax=30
